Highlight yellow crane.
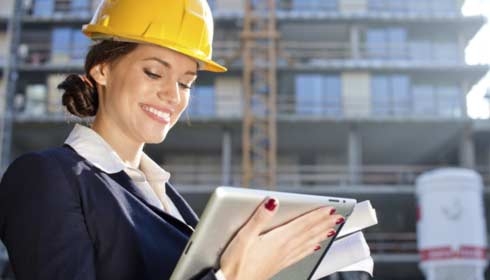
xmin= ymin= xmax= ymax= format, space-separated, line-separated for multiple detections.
xmin=241 ymin=0 xmax=278 ymax=188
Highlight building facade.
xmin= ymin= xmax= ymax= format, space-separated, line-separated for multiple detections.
xmin=0 ymin=0 xmax=489 ymax=279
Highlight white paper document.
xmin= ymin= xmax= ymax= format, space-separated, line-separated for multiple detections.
xmin=312 ymin=232 xmax=373 ymax=279
xmin=338 ymin=200 xmax=378 ymax=238
xmin=311 ymin=200 xmax=378 ymax=279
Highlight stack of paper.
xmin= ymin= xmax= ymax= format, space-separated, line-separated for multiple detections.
xmin=312 ymin=200 xmax=378 ymax=279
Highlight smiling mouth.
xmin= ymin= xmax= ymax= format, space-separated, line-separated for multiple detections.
xmin=141 ymin=104 xmax=171 ymax=123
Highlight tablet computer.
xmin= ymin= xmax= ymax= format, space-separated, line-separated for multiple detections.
xmin=170 ymin=187 xmax=357 ymax=280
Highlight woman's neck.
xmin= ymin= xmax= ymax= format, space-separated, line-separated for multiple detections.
xmin=91 ymin=117 xmax=144 ymax=169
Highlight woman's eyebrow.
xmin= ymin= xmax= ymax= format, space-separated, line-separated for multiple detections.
xmin=143 ymin=57 xmax=197 ymax=76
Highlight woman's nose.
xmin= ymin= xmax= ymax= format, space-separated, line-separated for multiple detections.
xmin=158 ymin=81 xmax=181 ymax=105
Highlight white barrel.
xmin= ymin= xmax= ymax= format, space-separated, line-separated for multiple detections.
xmin=416 ymin=168 xmax=487 ymax=280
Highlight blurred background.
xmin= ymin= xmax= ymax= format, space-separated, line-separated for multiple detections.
xmin=0 ymin=0 xmax=489 ymax=279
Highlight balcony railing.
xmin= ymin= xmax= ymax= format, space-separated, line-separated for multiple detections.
xmin=166 ymin=164 xmax=490 ymax=188
xmin=275 ymin=0 xmax=461 ymax=15
xmin=20 ymin=0 xmax=465 ymax=18
xmin=17 ymin=42 xmax=85 ymax=66
xmin=13 ymin=92 xmax=465 ymax=122
xmin=275 ymin=0 xmax=339 ymax=12
xmin=280 ymin=41 xmax=462 ymax=65
xmin=365 ymin=232 xmax=418 ymax=255
xmin=26 ymin=0 xmax=92 ymax=19
xmin=276 ymin=95 xmax=464 ymax=120
xmin=216 ymin=40 xmax=464 ymax=67
xmin=15 ymin=40 xmax=464 ymax=70
xmin=367 ymin=233 xmax=490 ymax=261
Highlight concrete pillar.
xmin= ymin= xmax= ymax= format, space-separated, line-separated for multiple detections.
xmin=221 ymin=129 xmax=232 ymax=186
xmin=348 ymin=125 xmax=362 ymax=184
xmin=459 ymin=125 xmax=475 ymax=169
xmin=461 ymin=79 xmax=470 ymax=117
xmin=342 ymin=72 xmax=371 ymax=117
xmin=340 ymin=0 xmax=368 ymax=13
xmin=215 ymin=77 xmax=243 ymax=118
xmin=457 ymin=32 xmax=466 ymax=63
xmin=486 ymin=146 xmax=490 ymax=175
xmin=350 ymin=25 xmax=360 ymax=59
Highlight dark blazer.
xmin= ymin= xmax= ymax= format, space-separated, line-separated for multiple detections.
xmin=0 ymin=145 xmax=216 ymax=280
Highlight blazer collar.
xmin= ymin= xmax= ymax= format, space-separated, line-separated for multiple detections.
xmin=64 ymin=124 xmax=126 ymax=173
xmin=108 ymin=170 xmax=196 ymax=236
xmin=64 ymin=124 xmax=171 ymax=183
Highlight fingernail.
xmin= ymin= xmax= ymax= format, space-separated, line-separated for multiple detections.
xmin=314 ymin=245 xmax=321 ymax=251
xmin=329 ymin=208 xmax=336 ymax=215
xmin=336 ymin=217 xmax=345 ymax=225
xmin=265 ymin=198 xmax=277 ymax=211
xmin=327 ymin=230 xmax=336 ymax=238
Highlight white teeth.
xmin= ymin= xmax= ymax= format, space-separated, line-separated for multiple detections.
xmin=142 ymin=105 xmax=170 ymax=121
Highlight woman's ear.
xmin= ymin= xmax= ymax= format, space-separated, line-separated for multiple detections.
xmin=89 ymin=63 xmax=109 ymax=86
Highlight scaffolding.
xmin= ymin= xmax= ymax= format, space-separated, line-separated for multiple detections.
xmin=0 ymin=0 xmax=22 ymax=172
xmin=241 ymin=0 xmax=278 ymax=188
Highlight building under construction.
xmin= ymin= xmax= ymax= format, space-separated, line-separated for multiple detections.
xmin=0 ymin=0 xmax=489 ymax=279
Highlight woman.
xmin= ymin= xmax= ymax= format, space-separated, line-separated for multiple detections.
xmin=0 ymin=0 xmax=344 ymax=279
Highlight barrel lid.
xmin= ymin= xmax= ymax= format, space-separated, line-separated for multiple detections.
xmin=416 ymin=168 xmax=483 ymax=194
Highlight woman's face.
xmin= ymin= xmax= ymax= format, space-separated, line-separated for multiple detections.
xmin=92 ymin=44 xmax=197 ymax=144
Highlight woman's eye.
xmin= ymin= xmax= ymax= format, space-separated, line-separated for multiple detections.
xmin=179 ymin=82 xmax=193 ymax=90
xmin=144 ymin=69 xmax=161 ymax=79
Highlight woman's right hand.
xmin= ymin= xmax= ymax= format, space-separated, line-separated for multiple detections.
xmin=219 ymin=197 xmax=344 ymax=280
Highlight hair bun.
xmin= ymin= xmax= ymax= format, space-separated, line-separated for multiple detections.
xmin=59 ymin=74 xmax=98 ymax=117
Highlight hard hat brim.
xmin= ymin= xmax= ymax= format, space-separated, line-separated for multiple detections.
xmin=83 ymin=26 xmax=227 ymax=73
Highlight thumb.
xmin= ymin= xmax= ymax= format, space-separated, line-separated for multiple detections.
xmin=239 ymin=197 xmax=279 ymax=237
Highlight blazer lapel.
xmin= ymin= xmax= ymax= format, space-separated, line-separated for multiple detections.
xmin=108 ymin=171 xmax=195 ymax=236
xmin=165 ymin=182 xmax=199 ymax=228
xmin=110 ymin=171 xmax=163 ymax=210
xmin=61 ymin=144 xmax=195 ymax=235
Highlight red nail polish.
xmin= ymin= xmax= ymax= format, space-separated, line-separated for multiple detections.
xmin=329 ymin=208 xmax=336 ymax=215
xmin=314 ymin=245 xmax=321 ymax=251
xmin=265 ymin=198 xmax=277 ymax=211
xmin=327 ymin=230 xmax=336 ymax=238
xmin=336 ymin=217 xmax=345 ymax=225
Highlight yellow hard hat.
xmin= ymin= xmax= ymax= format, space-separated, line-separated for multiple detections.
xmin=82 ymin=0 xmax=227 ymax=72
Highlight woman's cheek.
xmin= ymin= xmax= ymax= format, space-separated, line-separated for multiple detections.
xmin=176 ymin=93 xmax=190 ymax=118
xmin=170 ymin=111 xmax=184 ymax=128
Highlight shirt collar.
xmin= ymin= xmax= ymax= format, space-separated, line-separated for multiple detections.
xmin=64 ymin=124 xmax=171 ymax=182
xmin=140 ymin=153 xmax=171 ymax=182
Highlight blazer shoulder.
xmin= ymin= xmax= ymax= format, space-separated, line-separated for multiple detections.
xmin=11 ymin=145 xmax=76 ymax=161
xmin=39 ymin=145 xmax=83 ymax=165
xmin=24 ymin=145 xmax=80 ymax=164
xmin=1 ymin=146 xmax=83 ymax=187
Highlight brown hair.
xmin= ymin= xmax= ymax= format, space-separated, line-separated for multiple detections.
xmin=58 ymin=40 xmax=139 ymax=117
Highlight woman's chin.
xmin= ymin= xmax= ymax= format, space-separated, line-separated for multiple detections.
xmin=143 ymin=132 xmax=167 ymax=144
xmin=138 ymin=123 xmax=171 ymax=144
